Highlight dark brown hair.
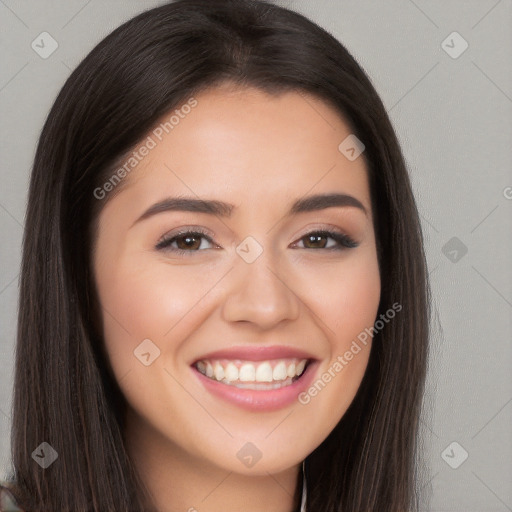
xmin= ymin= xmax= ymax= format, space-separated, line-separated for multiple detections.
xmin=5 ymin=0 xmax=430 ymax=510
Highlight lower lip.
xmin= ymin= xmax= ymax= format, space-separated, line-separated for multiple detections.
xmin=192 ymin=361 xmax=318 ymax=412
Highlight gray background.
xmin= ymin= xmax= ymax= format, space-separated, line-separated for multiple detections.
xmin=1 ymin=1 xmax=511 ymax=510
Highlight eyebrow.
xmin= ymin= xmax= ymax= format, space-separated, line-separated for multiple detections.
xmin=132 ymin=192 xmax=368 ymax=226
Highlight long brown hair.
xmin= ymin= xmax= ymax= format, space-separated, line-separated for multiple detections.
xmin=5 ymin=0 xmax=430 ymax=510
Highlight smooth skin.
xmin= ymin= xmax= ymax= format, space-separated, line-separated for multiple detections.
xmin=92 ymin=83 xmax=381 ymax=512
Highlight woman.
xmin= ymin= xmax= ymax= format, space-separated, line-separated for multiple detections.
xmin=1 ymin=0 xmax=430 ymax=510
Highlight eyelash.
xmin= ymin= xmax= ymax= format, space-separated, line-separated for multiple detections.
xmin=155 ymin=227 xmax=359 ymax=256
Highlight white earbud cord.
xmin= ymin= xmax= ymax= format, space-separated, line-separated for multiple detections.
xmin=300 ymin=460 xmax=307 ymax=512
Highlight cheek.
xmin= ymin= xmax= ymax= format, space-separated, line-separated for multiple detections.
xmin=305 ymin=246 xmax=381 ymax=348
xmin=327 ymin=260 xmax=381 ymax=346
xmin=296 ymin=248 xmax=380 ymax=430
xmin=94 ymin=251 xmax=211 ymax=376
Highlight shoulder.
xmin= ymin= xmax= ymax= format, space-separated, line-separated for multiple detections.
xmin=0 ymin=482 xmax=24 ymax=512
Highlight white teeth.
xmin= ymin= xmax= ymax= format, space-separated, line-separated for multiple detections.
xmin=296 ymin=359 xmax=307 ymax=376
xmin=224 ymin=363 xmax=239 ymax=381
xmin=273 ymin=361 xmax=288 ymax=381
xmin=239 ymin=363 xmax=256 ymax=382
xmin=230 ymin=378 xmax=294 ymax=390
xmin=214 ymin=363 xmax=224 ymax=381
xmin=255 ymin=362 xmax=273 ymax=382
xmin=194 ymin=357 xmax=310 ymax=386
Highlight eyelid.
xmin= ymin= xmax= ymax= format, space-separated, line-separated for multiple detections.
xmin=291 ymin=221 xmax=359 ymax=243
xmin=155 ymin=226 xmax=216 ymax=252
xmin=291 ymin=228 xmax=358 ymax=250
xmin=157 ymin=225 xmax=214 ymax=241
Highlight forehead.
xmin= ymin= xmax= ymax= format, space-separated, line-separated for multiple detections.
xmin=106 ymin=85 xmax=371 ymax=220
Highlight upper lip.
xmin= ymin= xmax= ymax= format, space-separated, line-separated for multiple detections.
xmin=192 ymin=345 xmax=317 ymax=363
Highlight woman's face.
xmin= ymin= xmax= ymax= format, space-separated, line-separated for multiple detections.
xmin=92 ymin=85 xmax=381 ymax=476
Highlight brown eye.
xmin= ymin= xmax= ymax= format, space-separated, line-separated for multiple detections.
xmin=296 ymin=230 xmax=358 ymax=250
xmin=156 ymin=229 xmax=215 ymax=254
xmin=174 ymin=234 xmax=203 ymax=250
xmin=303 ymin=233 xmax=329 ymax=249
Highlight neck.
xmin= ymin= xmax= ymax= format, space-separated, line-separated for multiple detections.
xmin=124 ymin=408 xmax=302 ymax=512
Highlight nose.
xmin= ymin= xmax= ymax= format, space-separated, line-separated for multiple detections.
xmin=221 ymin=249 xmax=301 ymax=330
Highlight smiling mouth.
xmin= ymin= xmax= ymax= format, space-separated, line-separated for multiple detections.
xmin=192 ymin=357 xmax=311 ymax=390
